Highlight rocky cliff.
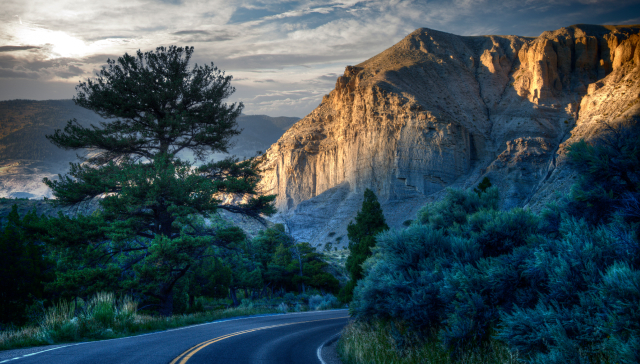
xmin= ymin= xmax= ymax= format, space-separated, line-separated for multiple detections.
xmin=258 ymin=24 xmax=640 ymax=248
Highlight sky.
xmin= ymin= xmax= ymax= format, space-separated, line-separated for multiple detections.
xmin=1 ymin=0 xmax=639 ymax=118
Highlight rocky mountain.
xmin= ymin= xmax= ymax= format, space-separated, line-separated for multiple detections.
xmin=257 ymin=24 xmax=640 ymax=249
xmin=0 ymin=99 xmax=298 ymax=199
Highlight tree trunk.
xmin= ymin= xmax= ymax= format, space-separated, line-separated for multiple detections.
xmin=159 ymin=290 xmax=174 ymax=317
xmin=229 ymin=287 xmax=239 ymax=307
xmin=189 ymin=294 xmax=195 ymax=311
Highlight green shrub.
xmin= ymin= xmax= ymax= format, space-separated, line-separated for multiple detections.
xmin=351 ymin=188 xmax=640 ymax=361
xmin=416 ymin=187 xmax=499 ymax=229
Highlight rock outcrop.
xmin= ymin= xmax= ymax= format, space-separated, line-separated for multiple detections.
xmin=258 ymin=24 xmax=640 ymax=248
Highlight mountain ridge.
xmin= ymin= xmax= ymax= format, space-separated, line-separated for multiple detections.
xmin=0 ymin=99 xmax=298 ymax=199
xmin=257 ymin=24 xmax=640 ymax=248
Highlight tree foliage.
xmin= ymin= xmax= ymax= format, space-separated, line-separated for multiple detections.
xmin=40 ymin=45 xmax=275 ymax=315
xmin=340 ymin=189 xmax=388 ymax=302
xmin=473 ymin=177 xmax=492 ymax=197
xmin=565 ymin=118 xmax=640 ymax=225
xmin=0 ymin=205 xmax=52 ymax=325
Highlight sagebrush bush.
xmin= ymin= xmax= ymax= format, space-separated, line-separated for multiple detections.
xmin=497 ymin=221 xmax=640 ymax=364
xmin=350 ymin=186 xmax=640 ymax=362
xmin=416 ymin=187 xmax=499 ymax=229
xmin=352 ymin=225 xmax=478 ymax=330
xmin=309 ymin=295 xmax=324 ymax=310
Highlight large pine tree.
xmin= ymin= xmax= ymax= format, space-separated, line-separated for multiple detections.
xmin=340 ymin=188 xmax=388 ymax=302
xmin=43 ymin=46 xmax=275 ymax=315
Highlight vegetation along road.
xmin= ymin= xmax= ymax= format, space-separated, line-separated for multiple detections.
xmin=0 ymin=310 xmax=349 ymax=364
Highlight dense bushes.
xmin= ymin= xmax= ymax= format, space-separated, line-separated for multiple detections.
xmin=351 ymin=192 xmax=640 ymax=362
xmin=348 ymin=120 xmax=640 ymax=363
xmin=0 ymin=212 xmax=339 ymax=326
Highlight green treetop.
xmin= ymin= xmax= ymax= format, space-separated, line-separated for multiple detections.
xmin=42 ymin=46 xmax=275 ymax=315
xmin=340 ymin=188 xmax=388 ymax=302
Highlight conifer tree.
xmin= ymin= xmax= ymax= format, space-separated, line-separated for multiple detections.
xmin=473 ymin=177 xmax=492 ymax=196
xmin=340 ymin=188 xmax=388 ymax=302
xmin=0 ymin=205 xmax=52 ymax=324
xmin=42 ymin=46 xmax=275 ymax=315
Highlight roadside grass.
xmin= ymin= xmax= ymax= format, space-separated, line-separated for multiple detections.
xmin=0 ymin=291 xmax=344 ymax=351
xmin=0 ymin=292 xmax=278 ymax=351
xmin=337 ymin=320 xmax=522 ymax=364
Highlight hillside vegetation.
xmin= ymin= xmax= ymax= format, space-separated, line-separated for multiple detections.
xmin=339 ymin=119 xmax=640 ymax=364
xmin=0 ymin=100 xmax=99 ymax=162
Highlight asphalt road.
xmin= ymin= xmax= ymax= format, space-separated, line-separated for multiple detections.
xmin=0 ymin=310 xmax=350 ymax=364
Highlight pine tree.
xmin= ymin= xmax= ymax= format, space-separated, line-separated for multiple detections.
xmin=340 ymin=188 xmax=388 ymax=302
xmin=0 ymin=205 xmax=52 ymax=324
xmin=42 ymin=46 xmax=275 ymax=315
xmin=473 ymin=177 xmax=492 ymax=196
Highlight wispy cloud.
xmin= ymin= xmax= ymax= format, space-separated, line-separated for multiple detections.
xmin=0 ymin=0 xmax=638 ymax=116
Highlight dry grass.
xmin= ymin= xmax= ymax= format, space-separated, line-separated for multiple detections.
xmin=337 ymin=320 xmax=522 ymax=364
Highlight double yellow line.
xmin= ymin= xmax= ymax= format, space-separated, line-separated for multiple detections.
xmin=169 ymin=316 xmax=349 ymax=364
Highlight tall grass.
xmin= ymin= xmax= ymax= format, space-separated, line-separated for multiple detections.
xmin=337 ymin=320 xmax=521 ymax=364
xmin=0 ymin=292 xmax=278 ymax=351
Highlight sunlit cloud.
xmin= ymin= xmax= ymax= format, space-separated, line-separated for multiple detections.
xmin=0 ymin=0 xmax=638 ymax=116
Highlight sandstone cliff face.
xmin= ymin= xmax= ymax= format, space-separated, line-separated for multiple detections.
xmin=258 ymin=24 xmax=640 ymax=248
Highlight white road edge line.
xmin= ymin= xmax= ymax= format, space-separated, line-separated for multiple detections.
xmin=316 ymin=332 xmax=341 ymax=364
xmin=1 ymin=309 xmax=349 ymax=363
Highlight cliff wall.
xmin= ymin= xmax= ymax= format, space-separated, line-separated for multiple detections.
xmin=258 ymin=24 xmax=640 ymax=247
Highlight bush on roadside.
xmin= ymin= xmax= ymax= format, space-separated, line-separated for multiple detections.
xmin=348 ymin=184 xmax=640 ymax=362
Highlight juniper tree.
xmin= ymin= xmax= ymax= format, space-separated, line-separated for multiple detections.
xmin=42 ymin=46 xmax=275 ymax=315
xmin=340 ymin=188 xmax=388 ymax=302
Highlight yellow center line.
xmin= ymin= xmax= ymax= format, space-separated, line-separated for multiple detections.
xmin=169 ymin=316 xmax=349 ymax=364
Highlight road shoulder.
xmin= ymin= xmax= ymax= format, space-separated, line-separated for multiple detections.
xmin=319 ymin=334 xmax=344 ymax=364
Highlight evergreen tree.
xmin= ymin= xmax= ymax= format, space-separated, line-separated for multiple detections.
xmin=473 ymin=177 xmax=492 ymax=196
xmin=340 ymin=188 xmax=388 ymax=302
xmin=42 ymin=46 xmax=275 ymax=315
xmin=0 ymin=205 xmax=52 ymax=325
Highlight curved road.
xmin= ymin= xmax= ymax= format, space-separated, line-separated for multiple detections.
xmin=0 ymin=310 xmax=349 ymax=364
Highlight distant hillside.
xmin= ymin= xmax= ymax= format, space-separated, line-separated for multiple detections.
xmin=0 ymin=99 xmax=299 ymax=199
xmin=0 ymin=100 xmax=100 ymax=163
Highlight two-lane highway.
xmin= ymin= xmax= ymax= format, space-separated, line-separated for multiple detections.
xmin=0 ymin=309 xmax=349 ymax=364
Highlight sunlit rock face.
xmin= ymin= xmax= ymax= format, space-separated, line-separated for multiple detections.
xmin=258 ymin=24 xmax=640 ymax=248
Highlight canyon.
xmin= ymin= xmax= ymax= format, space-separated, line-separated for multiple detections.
xmin=257 ymin=24 xmax=640 ymax=248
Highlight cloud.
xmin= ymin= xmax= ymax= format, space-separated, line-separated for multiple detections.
xmin=0 ymin=46 xmax=41 ymax=52
xmin=0 ymin=68 xmax=39 ymax=79
xmin=316 ymin=73 xmax=338 ymax=82
xmin=1 ymin=0 xmax=639 ymax=116
xmin=172 ymin=30 xmax=210 ymax=35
